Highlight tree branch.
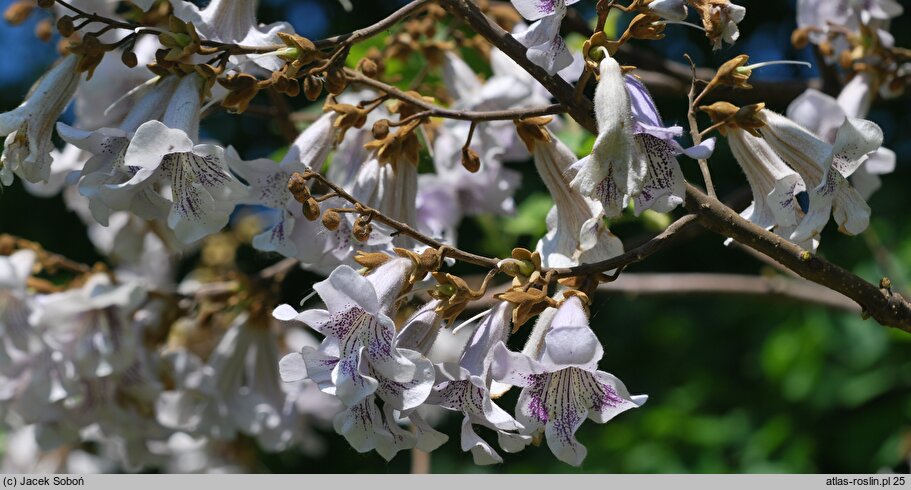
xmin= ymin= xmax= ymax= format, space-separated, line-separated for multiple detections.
xmin=548 ymin=215 xmax=701 ymax=278
xmin=315 ymin=0 xmax=432 ymax=48
xmin=684 ymin=184 xmax=911 ymax=333
xmin=471 ymin=272 xmax=861 ymax=314
xmin=440 ymin=0 xmax=597 ymax=133
xmin=345 ymin=69 xmax=565 ymax=122
xmin=443 ymin=0 xmax=911 ymax=333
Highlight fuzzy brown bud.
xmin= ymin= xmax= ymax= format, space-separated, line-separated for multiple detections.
xmin=302 ymin=198 xmax=321 ymax=221
xmin=5 ymin=1 xmax=34 ymax=26
xmin=372 ymin=119 xmax=390 ymax=140
xmin=325 ymin=69 xmax=348 ymax=95
xmin=460 ymin=147 xmax=480 ymax=173
xmin=36 ymin=0 xmax=55 ymax=8
xmin=358 ymin=58 xmax=378 ymax=78
xmin=790 ymin=28 xmax=810 ymax=49
xmin=303 ymin=76 xmax=322 ymax=101
xmin=287 ymin=172 xmax=312 ymax=203
xmin=35 ymin=18 xmax=53 ymax=42
xmin=321 ymin=210 xmax=341 ymax=231
xmin=353 ymin=220 xmax=372 ymax=242
xmin=839 ymin=50 xmax=854 ymax=70
xmin=56 ymin=16 xmax=75 ymax=37
xmin=121 ymin=50 xmax=138 ymax=68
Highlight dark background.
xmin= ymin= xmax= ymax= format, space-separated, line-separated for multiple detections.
xmin=1 ymin=0 xmax=910 ymax=473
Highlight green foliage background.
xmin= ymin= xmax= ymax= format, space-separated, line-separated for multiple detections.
xmin=1 ymin=0 xmax=910 ymax=474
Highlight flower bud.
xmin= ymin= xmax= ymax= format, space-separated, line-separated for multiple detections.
xmin=460 ymin=146 xmax=480 ymax=173
xmin=790 ymin=28 xmax=810 ymax=49
xmin=121 ymin=50 xmax=138 ymax=68
xmin=839 ymin=50 xmax=854 ymax=70
xmin=4 ymin=1 xmax=34 ymax=26
xmin=372 ymin=119 xmax=390 ymax=140
xmin=302 ymin=198 xmax=321 ymax=221
xmin=358 ymin=58 xmax=378 ymax=78
xmin=287 ymin=172 xmax=312 ymax=203
xmin=353 ymin=219 xmax=372 ymax=242
xmin=325 ymin=69 xmax=347 ymax=95
xmin=35 ymin=18 xmax=53 ymax=42
xmin=303 ymin=76 xmax=323 ymax=100
xmin=321 ymin=210 xmax=341 ymax=231
xmin=56 ymin=15 xmax=75 ymax=37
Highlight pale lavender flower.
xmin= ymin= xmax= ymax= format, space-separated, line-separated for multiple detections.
xmin=116 ymin=75 xmax=249 ymax=243
xmin=787 ymin=84 xmax=895 ymax=199
xmin=511 ymin=0 xmax=581 ymax=74
xmin=625 ymin=75 xmax=715 ymax=215
xmin=0 ymin=56 xmax=80 ymax=185
xmin=276 ymin=259 xmax=434 ymax=410
xmin=726 ymin=128 xmax=810 ymax=248
xmin=491 ymin=296 xmax=646 ymax=466
xmin=757 ymin=110 xmax=882 ymax=243
xmin=171 ymin=0 xmax=294 ymax=71
xmin=57 ymin=76 xmax=179 ymax=226
xmin=570 ymin=51 xmax=637 ymax=217
xmin=30 ymin=274 xmax=146 ymax=379
xmin=532 ymin=131 xmax=624 ymax=268
xmin=427 ymin=303 xmax=530 ymax=465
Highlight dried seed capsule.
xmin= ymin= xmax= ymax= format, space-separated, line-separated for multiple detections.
xmin=321 ymin=210 xmax=341 ymax=231
xmin=287 ymin=172 xmax=311 ymax=203
xmin=302 ymin=198 xmax=321 ymax=221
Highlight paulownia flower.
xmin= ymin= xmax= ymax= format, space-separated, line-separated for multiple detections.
xmin=0 ymin=56 xmax=80 ymax=186
xmin=0 ymin=251 xmax=41 ymax=362
xmin=157 ymin=314 xmax=299 ymax=451
xmin=227 ymin=111 xmax=337 ymax=261
xmin=58 ymin=76 xmax=179 ymax=226
xmin=435 ymin=50 xmax=526 ymax=225
xmin=491 ymin=295 xmax=646 ymax=466
xmin=726 ymin=128 xmax=810 ymax=248
xmin=787 ymin=84 xmax=895 ymax=200
xmin=171 ymin=0 xmax=294 ymax=71
xmin=757 ymin=110 xmax=882 ymax=243
xmin=117 ymin=75 xmax=249 ymax=243
xmin=625 ymin=74 xmax=715 ymax=215
xmin=276 ymin=259 xmax=434 ymax=410
xmin=689 ymin=0 xmax=746 ymax=50
xmin=30 ymin=274 xmax=146 ymax=379
xmin=529 ymin=129 xmax=624 ymax=268
xmin=797 ymin=0 xmax=902 ymax=43
xmin=428 ymin=302 xmax=530 ymax=465
xmin=570 ymin=51 xmax=637 ymax=217
xmin=510 ymin=0 xmax=581 ymax=75
xmin=331 ymin=393 xmax=446 ymax=461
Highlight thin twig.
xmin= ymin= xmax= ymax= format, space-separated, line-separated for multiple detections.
xmin=684 ymin=54 xmax=716 ymax=198
xmin=346 ymin=69 xmax=565 ymax=122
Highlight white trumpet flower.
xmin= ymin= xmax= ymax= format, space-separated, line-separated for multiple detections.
xmin=0 ymin=56 xmax=80 ymax=185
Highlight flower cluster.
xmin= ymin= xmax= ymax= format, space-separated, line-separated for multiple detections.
xmin=0 ymin=0 xmax=903 ymax=474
